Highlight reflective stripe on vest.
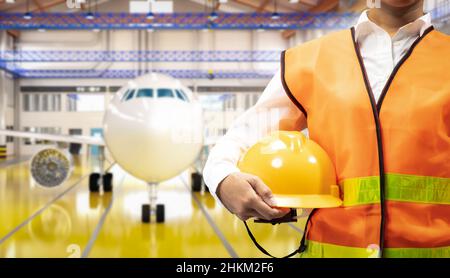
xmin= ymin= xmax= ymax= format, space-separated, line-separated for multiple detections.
xmin=342 ymin=173 xmax=450 ymax=207
xmin=300 ymin=240 xmax=450 ymax=258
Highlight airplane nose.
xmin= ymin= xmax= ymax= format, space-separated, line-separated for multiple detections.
xmin=103 ymin=100 xmax=203 ymax=183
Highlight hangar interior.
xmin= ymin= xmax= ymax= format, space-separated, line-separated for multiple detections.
xmin=0 ymin=0 xmax=449 ymax=258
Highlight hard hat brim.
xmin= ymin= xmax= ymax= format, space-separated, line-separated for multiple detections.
xmin=273 ymin=194 xmax=342 ymax=208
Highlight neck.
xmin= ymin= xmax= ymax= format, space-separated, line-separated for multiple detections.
xmin=368 ymin=2 xmax=424 ymax=36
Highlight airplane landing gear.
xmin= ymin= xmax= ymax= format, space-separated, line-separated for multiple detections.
xmin=191 ymin=172 xmax=208 ymax=193
xmin=89 ymin=172 xmax=114 ymax=193
xmin=191 ymin=172 xmax=202 ymax=192
xmin=89 ymin=173 xmax=101 ymax=192
xmin=89 ymin=146 xmax=113 ymax=193
xmin=103 ymin=173 xmax=113 ymax=192
xmin=142 ymin=183 xmax=165 ymax=223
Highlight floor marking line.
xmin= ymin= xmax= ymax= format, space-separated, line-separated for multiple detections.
xmin=0 ymin=174 xmax=89 ymax=245
xmin=287 ymin=223 xmax=304 ymax=234
xmin=0 ymin=162 xmax=116 ymax=246
xmin=82 ymin=171 xmax=125 ymax=258
xmin=180 ymin=176 xmax=239 ymax=258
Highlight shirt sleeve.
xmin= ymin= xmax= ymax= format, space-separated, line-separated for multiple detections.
xmin=203 ymin=69 xmax=307 ymax=204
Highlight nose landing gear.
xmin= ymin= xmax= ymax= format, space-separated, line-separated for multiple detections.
xmin=141 ymin=182 xmax=165 ymax=223
xmin=191 ymin=172 xmax=208 ymax=193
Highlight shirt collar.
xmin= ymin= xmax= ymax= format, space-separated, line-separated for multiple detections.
xmin=354 ymin=10 xmax=432 ymax=42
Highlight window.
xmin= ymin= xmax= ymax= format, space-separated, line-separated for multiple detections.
xmin=137 ymin=88 xmax=154 ymax=98
xmin=22 ymin=127 xmax=61 ymax=145
xmin=175 ymin=89 xmax=188 ymax=102
xmin=252 ymin=93 xmax=260 ymax=106
xmin=42 ymin=94 xmax=49 ymax=111
xmin=121 ymin=89 xmax=131 ymax=101
xmin=67 ymin=94 xmax=105 ymax=112
xmin=6 ymin=126 xmax=13 ymax=143
xmin=125 ymin=89 xmax=136 ymax=101
xmin=33 ymin=94 xmax=40 ymax=111
xmin=54 ymin=94 xmax=61 ymax=111
xmin=245 ymin=94 xmax=250 ymax=109
xmin=23 ymin=94 xmax=30 ymax=111
xmin=157 ymin=88 xmax=174 ymax=98
xmin=23 ymin=93 xmax=62 ymax=112
xmin=67 ymin=94 xmax=77 ymax=111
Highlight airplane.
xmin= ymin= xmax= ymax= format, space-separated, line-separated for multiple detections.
xmin=0 ymin=73 xmax=211 ymax=224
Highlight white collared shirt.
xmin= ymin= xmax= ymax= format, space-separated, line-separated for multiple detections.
xmin=203 ymin=11 xmax=433 ymax=203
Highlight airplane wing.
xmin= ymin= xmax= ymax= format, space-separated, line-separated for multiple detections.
xmin=0 ymin=129 xmax=105 ymax=146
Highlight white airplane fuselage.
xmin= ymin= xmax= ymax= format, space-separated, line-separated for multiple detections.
xmin=103 ymin=73 xmax=203 ymax=183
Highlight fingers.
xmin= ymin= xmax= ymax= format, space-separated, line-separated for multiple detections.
xmin=251 ymin=195 xmax=290 ymax=220
xmin=248 ymin=176 xmax=276 ymax=206
xmin=218 ymin=172 xmax=291 ymax=221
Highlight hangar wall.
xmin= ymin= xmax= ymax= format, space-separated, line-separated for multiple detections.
xmin=15 ymin=29 xmax=289 ymax=156
xmin=0 ymin=31 xmax=15 ymax=157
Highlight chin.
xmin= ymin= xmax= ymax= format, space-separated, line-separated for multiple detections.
xmin=381 ymin=0 xmax=421 ymax=8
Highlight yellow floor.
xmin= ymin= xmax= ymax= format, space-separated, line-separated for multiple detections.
xmin=0 ymin=155 xmax=308 ymax=258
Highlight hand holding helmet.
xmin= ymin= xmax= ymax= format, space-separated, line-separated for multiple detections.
xmin=217 ymin=172 xmax=290 ymax=221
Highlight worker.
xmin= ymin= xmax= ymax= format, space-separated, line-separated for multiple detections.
xmin=203 ymin=0 xmax=450 ymax=258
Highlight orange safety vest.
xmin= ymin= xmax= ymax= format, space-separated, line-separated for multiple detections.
xmin=282 ymin=27 xmax=450 ymax=258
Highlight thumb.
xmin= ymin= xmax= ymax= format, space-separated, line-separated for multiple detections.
xmin=249 ymin=176 xmax=277 ymax=207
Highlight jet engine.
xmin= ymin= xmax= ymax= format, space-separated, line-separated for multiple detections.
xmin=30 ymin=148 xmax=73 ymax=188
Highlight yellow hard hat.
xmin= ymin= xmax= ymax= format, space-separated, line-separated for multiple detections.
xmin=238 ymin=131 xmax=342 ymax=208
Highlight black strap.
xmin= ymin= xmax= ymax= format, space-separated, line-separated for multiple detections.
xmin=243 ymin=208 xmax=317 ymax=258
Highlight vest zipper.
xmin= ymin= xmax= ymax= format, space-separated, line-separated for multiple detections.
xmin=350 ymin=26 xmax=434 ymax=258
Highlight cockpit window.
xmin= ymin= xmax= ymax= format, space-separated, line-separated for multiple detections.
xmin=121 ymin=89 xmax=131 ymax=101
xmin=125 ymin=89 xmax=136 ymax=101
xmin=175 ymin=89 xmax=188 ymax=102
xmin=157 ymin=88 xmax=174 ymax=98
xmin=137 ymin=88 xmax=154 ymax=98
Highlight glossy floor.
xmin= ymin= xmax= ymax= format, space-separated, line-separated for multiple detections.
xmin=0 ymin=156 xmax=308 ymax=258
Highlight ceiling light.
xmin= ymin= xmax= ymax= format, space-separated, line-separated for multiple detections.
xmin=85 ymin=12 xmax=95 ymax=20
xmin=23 ymin=12 xmax=32 ymax=20
xmin=271 ymin=12 xmax=280 ymax=20
xmin=209 ymin=11 xmax=218 ymax=21
xmin=146 ymin=12 xmax=154 ymax=19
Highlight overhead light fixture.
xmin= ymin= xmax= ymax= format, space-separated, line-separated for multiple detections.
xmin=86 ymin=0 xmax=96 ymax=20
xmin=271 ymin=0 xmax=280 ymax=20
xmin=38 ymin=28 xmax=46 ymax=32
xmin=6 ymin=0 xmax=16 ymax=3
xmin=146 ymin=12 xmax=154 ymax=19
xmin=23 ymin=12 xmax=32 ymax=20
xmin=92 ymin=28 xmax=100 ymax=32
xmin=85 ymin=12 xmax=94 ymax=20
xmin=271 ymin=12 xmax=280 ymax=20
xmin=289 ymin=0 xmax=299 ymax=3
xmin=23 ymin=0 xmax=32 ymax=20
xmin=147 ymin=28 xmax=154 ymax=33
xmin=209 ymin=11 xmax=218 ymax=21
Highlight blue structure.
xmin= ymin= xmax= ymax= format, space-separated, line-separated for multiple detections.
xmin=0 ymin=50 xmax=281 ymax=62
xmin=0 ymin=12 xmax=359 ymax=30
xmin=10 ymin=69 xmax=275 ymax=79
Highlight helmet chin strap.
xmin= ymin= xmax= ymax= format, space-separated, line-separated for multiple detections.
xmin=243 ymin=209 xmax=317 ymax=258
